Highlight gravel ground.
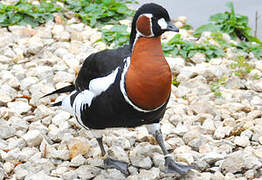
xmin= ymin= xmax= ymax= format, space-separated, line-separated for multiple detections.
xmin=0 ymin=8 xmax=262 ymax=180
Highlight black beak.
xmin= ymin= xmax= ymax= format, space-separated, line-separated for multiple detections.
xmin=165 ymin=21 xmax=179 ymax=32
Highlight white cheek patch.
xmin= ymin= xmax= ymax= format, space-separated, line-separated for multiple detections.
xmin=158 ymin=18 xmax=168 ymax=29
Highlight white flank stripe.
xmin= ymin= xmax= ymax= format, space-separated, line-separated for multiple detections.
xmin=89 ymin=67 xmax=119 ymax=96
xmin=61 ymin=90 xmax=76 ymax=114
xmin=120 ymin=57 xmax=164 ymax=113
xmin=60 ymin=68 xmax=119 ymax=127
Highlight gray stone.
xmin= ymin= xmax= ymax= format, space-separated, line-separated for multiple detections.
xmin=177 ymin=66 xmax=198 ymax=82
xmin=94 ymin=169 xmax=125 ymax=180
xmin=130 ymin=168 xmax=160 ymax=180
xmin=176 ymin=153 xmax=194 ymax=164
xmin=200 ymin=152 xmax=225 ymax=164
xmin=22 ymin=130 xmax=43 ymax=147
xmin=190 ymin=52 xmax=206 ymax=64
xmin=0 ymin=92 xmax=11 ymax=104
xmin=51 ymin=149 xmax=70 ymax=161
xmin=234 ymin=136 xmax=250 ymax=147
xmin=70 ymin=154 xmax=86 ymax=167
xmin=130 ymin=156 xmax=152 ymax=169
xmin=75 ymin=165 xmax=101 ymax=179
xmin=7 ymin=101 xmax=31 ymax=115
xmin=14 ymin=164 xmax=29 ymax=180
xmin=52 ymin=111 xmax=71 ymax=126
xmin=0 ymin=124 xmax=15 ymax=139
xmin=53 ymin=71 xmax=75 ymax=83
xmin=27 ymin=36 xmax=44 ymax=54
xmin=214 ymin=126 xmax=233 ymax=140
xmin=20 ymin=76 xmax=39 ymax=90
xmin=108 ymin=146 xmax=129 ymax=162
xmin=190 ymin=97 xmax=216 ymax=115
xmin=3 ymin=161 xmax=14 ymax=174
xmin=221 ymin=151 xmax=261 ymax=174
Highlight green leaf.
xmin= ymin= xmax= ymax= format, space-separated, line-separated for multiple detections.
xmin=0 ymin=14 xmax=6 ymax=23
xmin=194 ymin=23 xmax=220 ymax=37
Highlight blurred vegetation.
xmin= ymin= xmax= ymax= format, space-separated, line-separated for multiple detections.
xmin=61 ymin=0 xmax=135 ymax=27
xmin=0 ymin=0 xmax=61 ymax=27
xmin=0 ymin=0 xmax=261 ymax=60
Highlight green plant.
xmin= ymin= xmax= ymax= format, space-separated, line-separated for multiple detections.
xmin=0 ymin=0 xmax=61 ymax=27
xmin=63 ymin=0 xmax=134 ymax=27
xmin=194 ymin=2 xmax=262 ymax=45
xmin=162 ymin=34 xmax=225 ymax=60
xmin=210 ymin=76 xmax=227 ymax=97
xmin=235 ymin=42 xmax=262 ymax=59
xmin=101 ymin=24 xmax=130 ymax=48
xmin=172 ymin=76 xmax=180 ymax=87
xmin=230 ymin=56 xmax=254 ymax=79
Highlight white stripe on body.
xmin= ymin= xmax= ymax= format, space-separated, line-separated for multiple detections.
xmin=60 ymin=67 xmax=119 ymax=127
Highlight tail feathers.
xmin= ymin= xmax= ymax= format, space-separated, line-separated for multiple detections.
xmin=51 ymin=101 xmax=62 ymax=107
xmin=42 ymin=84 xmax=75 ymax=98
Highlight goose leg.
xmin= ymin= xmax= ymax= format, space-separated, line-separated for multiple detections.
xmin=96 ymin=137 xmax=129 ymax=175
xmin=146 ymin=123 xmax=195 ymax=175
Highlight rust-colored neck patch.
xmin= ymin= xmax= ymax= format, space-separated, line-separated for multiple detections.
xmin=136 ymin=15 xmax=152 ymax=36
xmin=125 ymin=36 xmax=171 ymax=110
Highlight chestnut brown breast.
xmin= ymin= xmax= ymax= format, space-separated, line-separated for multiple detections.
xmin=125 ymin=36 xmax=172 ymax=110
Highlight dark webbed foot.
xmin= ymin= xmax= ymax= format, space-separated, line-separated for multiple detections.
xmin=104 ymin=157 xmax=129 ymax=175
xmin=165 ymin=156 xmax=195 ymax=175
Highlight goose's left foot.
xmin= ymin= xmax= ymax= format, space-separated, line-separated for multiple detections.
xmin=104 ymin=157 xmax=129 ymax=175
xmin=165 ymin=156 xmax=195 ymax=175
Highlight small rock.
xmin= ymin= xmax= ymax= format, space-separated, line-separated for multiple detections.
xmin=190 ymin=52 xmax=206 ymax=64
xmin=7 ymin=101 xmax=32 ymax=115
xmin=70 ymin=154 xmax=87 ymax=167
xmin=177 ymin=16 xmax=187 ymax=24
xmin=75 ymin=165 xmax=101 ymax=179
xmin=14 ymin=164 xmax=29 ymax=180
xmin=234 ymin=136 xmax=250 ymax=147
xmin=201 ymin=152 xmax=225 ymax=164
xmin=52 ymin=111 xmax=71 ymax=126
xmin=202 ymin=118 xmax=216 ymax=133
xmin=134 ymin=167 xmax=160 ymax=180
xmin=52 ymin=24 xmax=70 ymax=41
xmin=0 ymin=124 xmax=15 ymax=139
xmin=3 ymin=162 xmax=15 ymax=174
xmin=51 ymin=149 xmax=70 ymax=160
xmin=27 ymin=36 xmax=44 ymax=54
xmin=176 ymin=153 xmax=194 ymax=164
xmin=174 ymin=21 xmax=184 ymax=29
xmin=22 ymin=130 xmax=43 ymax=147
xmin=173 ymin=123 xmax=188 ymax=136
xmin=214 ymin=126 xmax=232 ymax=140
xmin=53 ymin=71 xmax=75 ymax=83
xmin=0 ymin=92 xmax=11 ymax=104
xmin=258 ymin=136 xmax=262 ymax=144
xmin=190 ymin=98 xmax=216 ymax=115
xmin=176 ymin=66 xmax=197 ymax=82
xmin=108 ymin=146 xmax=129 ymax=162
xmin=20 ymin=76 xmax=38 ymax=90
xmin=68 ymin=139 xmax=91 ymax=159
xmin=166 ymin=57 xmax=185 ymax=73
xmin=244 ymin=169 xmax=256 ymax=179
xmin=130 ymin=156 xmax=152 ymax=169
